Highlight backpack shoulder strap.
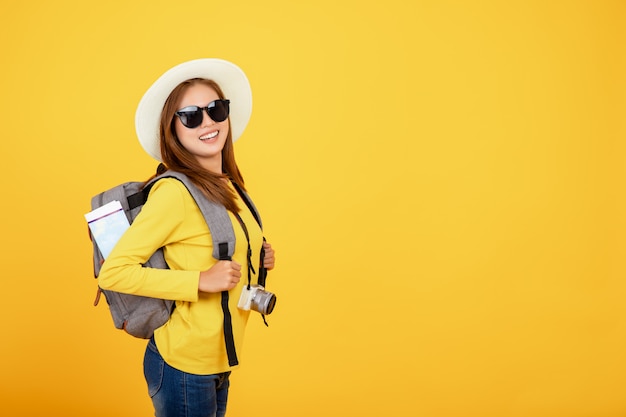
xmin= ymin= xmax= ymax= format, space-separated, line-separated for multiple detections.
xmin=149 ymin=170 xmax=247 ymax=366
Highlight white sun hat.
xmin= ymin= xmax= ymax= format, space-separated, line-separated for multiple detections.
xmin=135 ymin=58 xmax=252 ymax=162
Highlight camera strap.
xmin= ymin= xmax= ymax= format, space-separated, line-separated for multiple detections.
xmin=232 ymin=212 xmax=256 ymax=290
xmin=233 ymin=210 xmax=270 ymax=327
xmin=231 ymin=181 xmax=268 ymax=287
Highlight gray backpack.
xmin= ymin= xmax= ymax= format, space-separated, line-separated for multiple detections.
xmin=89 ymin=168 xmax=264 ymax=366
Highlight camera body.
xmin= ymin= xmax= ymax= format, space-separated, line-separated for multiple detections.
xmin=238 ymin=285 xmax=276 ymax=315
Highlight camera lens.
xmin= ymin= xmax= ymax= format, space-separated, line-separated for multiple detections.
xmin=251 ymin=290 xmax=277 ymax=315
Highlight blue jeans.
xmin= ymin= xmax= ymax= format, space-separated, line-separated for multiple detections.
xmin=144 ymin=337 xmax=231 ymax=417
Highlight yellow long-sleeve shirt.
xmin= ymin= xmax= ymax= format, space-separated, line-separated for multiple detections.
xmin=98 ymin=178 xmax=264 ymax=375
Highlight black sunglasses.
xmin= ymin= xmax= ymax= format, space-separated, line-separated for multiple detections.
xmin=175 ymin=99 xmax=230 ymax=129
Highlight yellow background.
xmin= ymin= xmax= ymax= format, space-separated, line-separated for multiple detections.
xmin=1 ymin=1 xmax=625 ymax=416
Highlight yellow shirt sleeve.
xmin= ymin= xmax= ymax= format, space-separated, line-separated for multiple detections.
xmin=97 ymin=178 xmax=203 ymax=302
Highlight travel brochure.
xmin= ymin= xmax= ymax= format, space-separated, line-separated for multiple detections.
xmin=85 ymin=201 xmax=130 ymax=259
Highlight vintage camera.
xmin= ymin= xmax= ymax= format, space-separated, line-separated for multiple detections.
xmin=238 ymin=285 xmax=276 ymax=315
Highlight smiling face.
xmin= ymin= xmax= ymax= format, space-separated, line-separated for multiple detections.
xmin=173 ymin=82 xmax=230 ymax=173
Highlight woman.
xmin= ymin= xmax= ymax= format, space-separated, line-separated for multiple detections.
xmin=98 ymin=58 xmax=275 ymax=417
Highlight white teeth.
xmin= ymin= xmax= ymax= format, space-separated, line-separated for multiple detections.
xmin=200 ymin=131 xmax=218 ymax=140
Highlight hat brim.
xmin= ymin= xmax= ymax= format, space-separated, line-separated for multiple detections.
xmin=135 ymin=58 xmax=252 ymax=162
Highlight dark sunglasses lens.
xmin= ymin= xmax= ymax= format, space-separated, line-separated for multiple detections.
xmin=178 ymin=109 xmax=204 ymax=128
xmin=208 ymin=100 xmax=229 ymax=122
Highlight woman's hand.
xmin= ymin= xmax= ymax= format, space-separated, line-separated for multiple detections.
xmin=262 ymin=242 xmax=276 ymax=270
xmin=198 ymin=260 xmax=242 ymax=293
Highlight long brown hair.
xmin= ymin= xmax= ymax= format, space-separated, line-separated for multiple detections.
xmin=156 ymin=78 xmax=245 ymax=213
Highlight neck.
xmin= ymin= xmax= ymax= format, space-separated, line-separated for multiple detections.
xmin=197 ymin=155 xmax=223 ymax=175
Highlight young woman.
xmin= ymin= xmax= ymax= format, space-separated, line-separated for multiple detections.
xmin=98 ymin=59 xmax=275 ymax=417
